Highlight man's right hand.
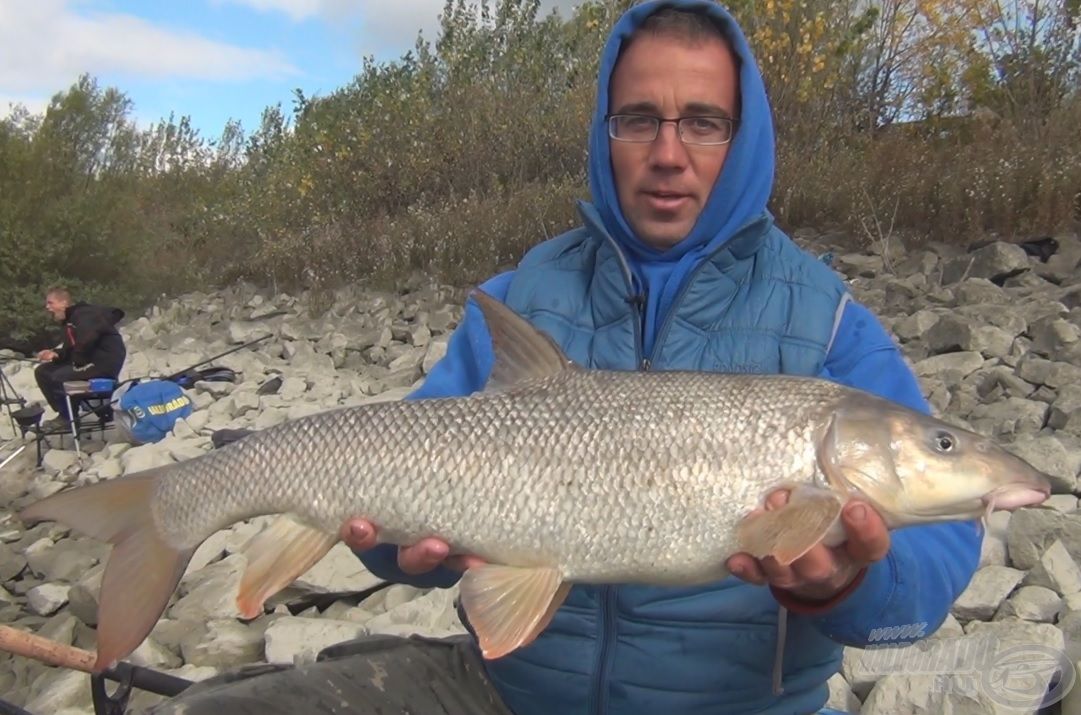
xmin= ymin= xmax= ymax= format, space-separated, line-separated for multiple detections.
xmin=36 ymin=350 xmax=57 ymax=362
xmin=340 ymin=518 xmax=486 ymax=574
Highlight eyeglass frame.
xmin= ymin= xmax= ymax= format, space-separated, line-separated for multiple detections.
xmin=606 ymin=113 xmax=739 ymax=146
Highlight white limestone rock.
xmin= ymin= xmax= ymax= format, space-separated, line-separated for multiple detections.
xmin=27 ymin=583 xmax=70 ymax=616
xmin=169 ymin=553 xmax=245 ymax=622
xmin=994 ymin=585 xmax=1063 ymax=623
xmin=179 ymin=618 xmax=267 ymax=667
xmin=951 ymin=566 xmax=1025 ymax=621
xmin=263 ymin=616 xmax=366 ymax=665
xmin=1025 ymin=540 xmax=1081 ymax=596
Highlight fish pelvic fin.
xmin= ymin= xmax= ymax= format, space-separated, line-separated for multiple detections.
xmin=459 ymin=564 xmax=570 ymax=659
xmin=469 ymin=289 xmax=576 ymax=391
xmin=737 ymin=485 xmax=844 ymax=566
xmin=20 ymin=472 xmax=194 ymax=673
xmin=236 ymin=514 xmax=337 ymax=618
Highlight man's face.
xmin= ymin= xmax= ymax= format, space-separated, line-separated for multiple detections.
xmin=45 ymin=294 xmax=68 ymax=321
xmin=608 ymin=32 xmax=739 ymax=250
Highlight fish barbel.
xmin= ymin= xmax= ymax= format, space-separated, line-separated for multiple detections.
xmin=20 ymin=291 xmax=1051 ymax=672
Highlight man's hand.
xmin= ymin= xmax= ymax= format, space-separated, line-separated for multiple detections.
xmin=340 ymin=518 xmax=486 ymax=574
xmin=36 ymin=350 xmax=58 ymax=362
xmin=726 ymin=490 xmax=890 ymax=602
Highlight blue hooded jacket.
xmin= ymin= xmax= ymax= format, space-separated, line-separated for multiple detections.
xmin=356 ymin=2 xmax=983 ymax=713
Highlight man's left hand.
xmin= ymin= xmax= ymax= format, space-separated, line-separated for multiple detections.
xmin=725 ymin=490 xmax=890 ymax=602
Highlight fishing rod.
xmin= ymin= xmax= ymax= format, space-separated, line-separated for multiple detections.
xmin=0 ymin=576 xmax=394 ymax=715
xmin=1 ymin=334 xmax=273 ymax=376
xmin=0 ymin=625 xmax=192 ymax=715
xmin=0 ymin=443 xmax=27 ymax=472
xmin=161 ymin=333 xmax=273 ymax=383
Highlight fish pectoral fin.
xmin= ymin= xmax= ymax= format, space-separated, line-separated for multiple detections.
xmin=458 ymin=564 xmax=570 ymax=659
xmin=469 ymin=289 xmax=577 ymax=391
xmin=236 ymin=515 xmax=338 ymax=619
xmin=737 ymin=486 xmax=844 ymax=566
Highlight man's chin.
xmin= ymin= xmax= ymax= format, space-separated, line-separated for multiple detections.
xmin=633 ymin=225 xmax=693 ymax=250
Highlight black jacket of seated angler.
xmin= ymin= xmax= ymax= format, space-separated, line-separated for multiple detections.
xmin=54 ymin=302 xmax=127 ymax=377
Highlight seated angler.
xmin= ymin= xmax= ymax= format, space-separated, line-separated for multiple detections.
xmin=34 ymin=287 xmax=126 ymax=430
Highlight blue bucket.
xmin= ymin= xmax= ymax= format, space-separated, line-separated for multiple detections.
xmin=88 ymin=378 xmax=117 ymax=393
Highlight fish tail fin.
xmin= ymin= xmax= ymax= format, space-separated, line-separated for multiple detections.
xmin=20 ymin=471 xmax=195 ymax=672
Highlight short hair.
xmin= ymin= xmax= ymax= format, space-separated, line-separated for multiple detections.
xmin=627 ymin=7 xmax=730 ymax=48
xmin=618 ymin=7 xmax=742 ymax=117
xmin=46 ymin=287 xmax=71 ymax=303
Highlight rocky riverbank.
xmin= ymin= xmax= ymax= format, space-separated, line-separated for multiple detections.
xmin=1 ymin=231 xmax=1080 ymax=714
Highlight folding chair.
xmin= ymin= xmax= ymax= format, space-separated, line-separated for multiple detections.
xmin=61 ymin=378 xmax=118 ymax=455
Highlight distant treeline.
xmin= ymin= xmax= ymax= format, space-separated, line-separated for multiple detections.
xmin=2 ymin=0 xmax=1079 ymax=342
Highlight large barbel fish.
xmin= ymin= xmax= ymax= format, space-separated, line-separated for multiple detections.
xmin=21 ymin=291 xmax=1051 ymax=672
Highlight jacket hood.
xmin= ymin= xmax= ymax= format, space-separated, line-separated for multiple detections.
xmin=66 ymin=302 xmax=125 ymax=325
xmin=587 ymin=0 xmax=774 ymax=264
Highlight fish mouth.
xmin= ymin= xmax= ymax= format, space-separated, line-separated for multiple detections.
xmin=981 ymin=484 xmax=1051 ymax=512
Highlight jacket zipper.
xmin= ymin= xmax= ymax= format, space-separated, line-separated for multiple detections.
xmin=589 ymin=244 xmax=649 ymax=715
xmin=590 ymin=586 xmax=619 ymax=715
xmin=585 ymin=214 xmax=762 ymax=715
xmin=635 ymin=292 xmax=650 ymax=371
xmin=592 ymin=215 xmax=740 ymax=712
xmin=644 ymin=215 xmax=765 ymax=368
xmin=589 ymin=247 xmax=717 ymax=714
xmin=644 ymin=257 xmax=712 ymax=368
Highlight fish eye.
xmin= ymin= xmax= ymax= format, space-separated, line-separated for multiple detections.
xmin=933 ymin=431 xmax=956 ymax=453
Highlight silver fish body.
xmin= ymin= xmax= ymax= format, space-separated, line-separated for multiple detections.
xmin=155 ymin=368 xmax=846 ymax=585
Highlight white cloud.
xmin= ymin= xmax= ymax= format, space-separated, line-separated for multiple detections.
xmin=220 ymin=0 xmax=365 ymax=22
xmin=224 ymin=0 xmax=447 ymax=48
xmin=370 ymin=0 xmax=586 ymax=52
xmin=219 ymin=0 xmax=320 ymax=22
xmin=0 ymin=0 xmax=300 ymax=95
xmin=361 ymin=0 xmax=449 ymax=49
xmin=226 ymin=0 xmax=585 ymax=53
xmin=224 ymin=0 xmax=583 ymax=20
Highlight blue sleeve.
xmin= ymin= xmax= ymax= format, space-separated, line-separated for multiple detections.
xmin=351 ymin=273 xmax=511 ymax=589
xmin=807 ymin=299 xmax=983 ymax=646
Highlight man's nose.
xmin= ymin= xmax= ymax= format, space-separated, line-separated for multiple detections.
xmin=648 ymin=122 xmax=689 ymax=167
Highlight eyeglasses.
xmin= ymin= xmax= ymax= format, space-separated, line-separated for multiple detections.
xmin=607 ymin=114 xmax=738 ymax=146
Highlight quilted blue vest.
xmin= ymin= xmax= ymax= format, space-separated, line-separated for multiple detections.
xmin=481 ymin=202 xmax=854 ymax=715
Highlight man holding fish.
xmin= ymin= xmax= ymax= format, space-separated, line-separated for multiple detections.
xmin=341 ymin=1 xmax=987 ymax=713
xmin=22 ymin=1 xmax=1050 ymax=714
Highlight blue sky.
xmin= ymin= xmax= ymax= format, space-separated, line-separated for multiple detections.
xmin=0 ymin=0 xmax=577 ymax=142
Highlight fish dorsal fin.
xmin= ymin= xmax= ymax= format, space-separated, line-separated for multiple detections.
xmin=470 ymin=289 xmax=575 ymax=391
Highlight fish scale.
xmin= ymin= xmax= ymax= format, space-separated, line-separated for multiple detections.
xmin=153 ymin=368 xmax=842 ymax=583
xmin=19 ymin=289 xmax=1052 ymax=671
